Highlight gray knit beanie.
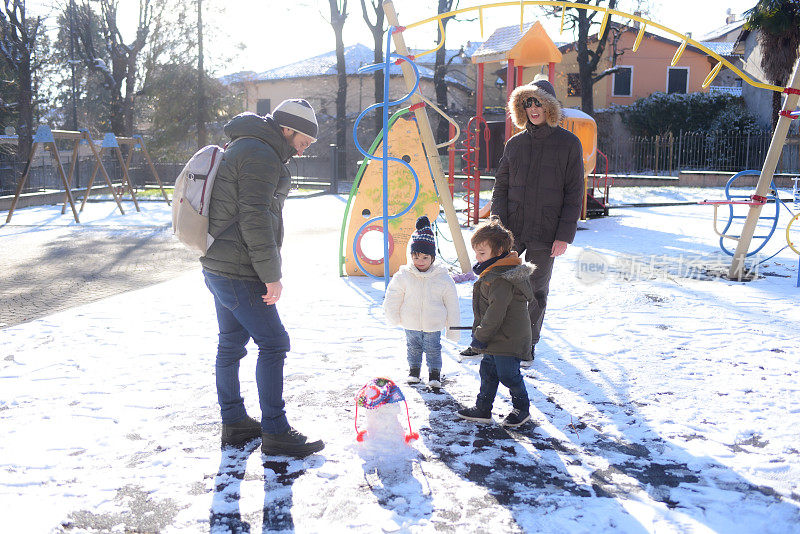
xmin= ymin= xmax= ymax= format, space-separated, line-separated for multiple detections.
xmin=272 ymin=99 xmax=318 ymax=141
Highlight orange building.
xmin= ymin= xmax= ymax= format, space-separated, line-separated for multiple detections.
xmin=553 ymin=24 xmax=715 ymax=110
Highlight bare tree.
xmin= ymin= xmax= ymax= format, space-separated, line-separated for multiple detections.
xmin=359 ymin=0 xmax=383 ymax=136
xmin=433 ymin=0 xmax=457 ymax=148
xmin=328 ymin=0 xmax=347 ymax=180
xmin=73 ymin=0 xmax=152 ymax=135
xmin=196 ymin=0 xmax=206 ymax=147
xmin=0 ymin=0 xmax=44 ymax=162
xmin=545 ymin=0 xmax=618 ymax=116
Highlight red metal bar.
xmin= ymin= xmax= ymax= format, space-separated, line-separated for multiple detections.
xmin=477 ymin=63 xmax=484 ymax=122
xmin=448 ymin=123 xmax=455 ymax=197
xmin=505 ymin=59 xmax=515 ymax=144
xmin=698 ymin=200 xmax=766 ymax=206
xmin=548 ymin=62 xmax=555 ymax=83
xmin=516 ymin=65 xmax=524 ymax=86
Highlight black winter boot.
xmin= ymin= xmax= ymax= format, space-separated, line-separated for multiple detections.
xmin=407 ymin=367 xmax=421 ymax=384
xmin=501 ymin=409 xmax=531 ymax=428
xmin=457 ymin=405 xmax=492 ymax=423
xmin=221 ymin=415 xmax=262 ymax=446
xmin=261 ymin=427 xmax=325 ymax=457
xmin=428 ymin=369 xmax=442 ymax=388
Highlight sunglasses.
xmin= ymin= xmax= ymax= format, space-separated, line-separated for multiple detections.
xmin=523 ymin=96 xmax=542 ymax=109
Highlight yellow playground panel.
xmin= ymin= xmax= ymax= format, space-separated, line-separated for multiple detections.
xmin=344 ymin=116 xmax=441 ymax=277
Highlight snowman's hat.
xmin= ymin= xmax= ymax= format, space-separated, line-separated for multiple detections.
xmin=354 ymin=377 xmax=419 ymax=443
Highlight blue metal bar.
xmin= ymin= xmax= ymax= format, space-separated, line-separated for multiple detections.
xmin=350 ymin=28 xmax=422 ymax=285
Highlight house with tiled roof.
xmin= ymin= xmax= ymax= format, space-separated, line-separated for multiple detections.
xmin=698 ymin=16 xmax=775 ymax=128
xmin=226 ymin=43 xmax=472 ymax=123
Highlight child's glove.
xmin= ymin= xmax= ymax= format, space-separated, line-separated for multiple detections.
xmin=470 ymin=337 xmax=488 ymax=350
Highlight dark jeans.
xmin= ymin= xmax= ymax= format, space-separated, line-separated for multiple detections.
xmin=516 ymin=243 xmax=555 ymax=346
xmin=476 ymin=354 xmax=530 ymax=412
xmin=405 ymin=329 xmax=442 ymax=371
xmin=203 ymin=270 xmax=291 ymax=434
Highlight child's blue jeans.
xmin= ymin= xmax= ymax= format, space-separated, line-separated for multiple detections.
xmin=476 ymin=354 xmax=530 ymax=412
xmin=405 ymin=329 xmax=442 ymax=371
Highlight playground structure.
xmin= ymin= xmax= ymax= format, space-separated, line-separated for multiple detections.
xmin=339 ymin=1 xmax=800 ymax=285
xmin=4 ymin=126 xmax=169 ymax=224
xmin=79 ymin=133 xmax=170 ymax=212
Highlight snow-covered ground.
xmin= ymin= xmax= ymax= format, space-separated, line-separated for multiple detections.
xmin=2 ymin=189 xmax=800 ymax=533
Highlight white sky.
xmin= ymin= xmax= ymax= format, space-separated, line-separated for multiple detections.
xmin=29 ymin=0 xmax=760 ymax=75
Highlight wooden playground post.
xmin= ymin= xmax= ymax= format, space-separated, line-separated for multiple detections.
xmin=78 ymin=132 xmax=125 ymax=215
xmin=729 ymin=58 xmax=800 ymax=280
xmin=61 ymin=138 xmax=80 ymax=215
xmin=5 ymin=126 xmax=81 ymax=223
xmin=119 ymin=135 xmax=171 ymax=205
xmin=383 ymin=0 xmax=471 ymax=273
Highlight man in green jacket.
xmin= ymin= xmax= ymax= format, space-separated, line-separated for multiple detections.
xmin=201 ymin=99 xmax=324 ymax=457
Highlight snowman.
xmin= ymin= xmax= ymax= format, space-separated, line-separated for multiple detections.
xmin=354 ymin=377 xmax=419 ymax=449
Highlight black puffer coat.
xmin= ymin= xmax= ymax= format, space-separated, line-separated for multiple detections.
xmin=492 ymin=84 xmax=584 ymax=245
xmin=199 ymin=113 xmax=294 ymax=283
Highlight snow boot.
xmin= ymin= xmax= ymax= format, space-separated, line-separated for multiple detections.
xmin=261 ymin=427 xmax=325 ymax=457
xmin=221 ymin=415 xmax=262 ymax=446
xmin=457 ymin=405 xmax=492 ymax=423
xmin=501 ymin=409 xmax=531 ymax=428
xmin=428 ymin=369 xmax=442 ymax=389
xmin=407 ymin=367 xmax=421 ymax=384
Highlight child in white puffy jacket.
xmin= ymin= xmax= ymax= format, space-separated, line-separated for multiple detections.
xmin=384 ymin=216 xmax=460 ymax=388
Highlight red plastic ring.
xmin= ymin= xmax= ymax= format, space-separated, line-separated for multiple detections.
xmin=355 ymin=224 xmax=395 ymax=265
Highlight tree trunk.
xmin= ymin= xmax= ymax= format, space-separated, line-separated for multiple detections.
xmin=372 ymin=31 xmax=384 ymax=137
xmin=577 ymin=9 xmax=595 ymax=115
xmin=197 ymin=0 xmax=208 ymax=148
xmin=335 ymin=32 xmax=347 ymax=181
xmin=434 ymin=26 xmax=449 ymax=151
xmin=434 ymin=0 xmax=453 ymax=152
xmin=329 ymin=0 xmax=348 ymax=182
xmin=16 ymin=61 xmax=33 ymax=165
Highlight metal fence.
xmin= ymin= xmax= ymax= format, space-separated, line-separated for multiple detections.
xmin=598 ymin=130 xmax=799 ymax=175
xmin=4 ymin=131 xmax=798 ymax=197
xmin=0 ymin=154 xmax=185 ymax=197
xmin=0 ymin=153 xmax=336 ymax=197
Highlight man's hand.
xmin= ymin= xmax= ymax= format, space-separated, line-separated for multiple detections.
xmin=551 ymin=240 xmax=568 ymax=258
xmin=262 ymin=281 xmax=283 ymax=305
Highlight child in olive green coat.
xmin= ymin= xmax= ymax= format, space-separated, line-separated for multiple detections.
xmin=458 ymin=217 xmax=535 ymax=428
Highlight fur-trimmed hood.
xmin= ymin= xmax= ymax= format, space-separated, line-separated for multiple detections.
xmin=481 ymin=255 xmax=536 ymax=302
xmin=508 ymin=84 xmax=563 ymax=129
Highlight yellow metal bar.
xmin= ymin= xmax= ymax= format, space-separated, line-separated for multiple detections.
xmin=414 ymin=19 xmax=446 ymax=61
xmin=403 ymin=1 xmax=787 ymax=93
xmin=786 ymin=213 xmax=800 ymax=255
xmin=559 ymin=5 xmax=565 ymax=34
xmin=633 ymin=24 xmax=646 ymax=52
xmin=702 ymin=62 xmax=724 ymax=89
xmin=520 ymin=0 xmax=524 ymax=32
xmin=671 ymin=39 xmax=687 ymax=66
xmin=598 ymin=10 xmax=610 ymax=38
xmin=479 ymin=7 xmax=484 ymax=38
